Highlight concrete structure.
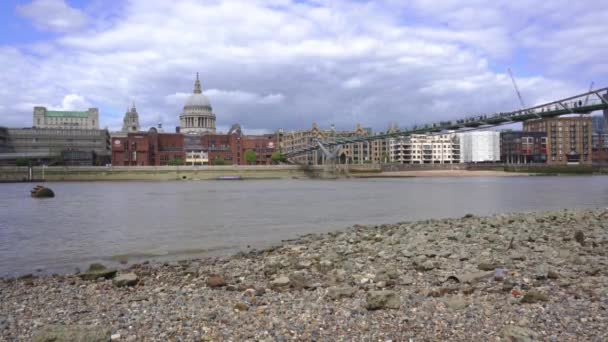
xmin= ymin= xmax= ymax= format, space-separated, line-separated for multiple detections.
xmin=0 ymin=127 xmax=10 ymax=153
xmin=524 ymin=117 xmax=592 ymax=165
xmin=0 ymin=127 xmax=110 ymax=165
xmin=179 ymin=73 xmax=216 ymax=134
xmin=279 ymin=123 xmax=375 ymax=165
xmin=111 ymin=128 xmax=185 ymax=166
xmin=122 ymin=104 xmax=140 ymax=133
xmin=388 ymin=133 xmax=460 ymax=164
xmin=458 ymin=131 xmax=500 ymax=163
xmin=500 ymin=131 xmax=547 ymax=164
xmin=33 ymin=107 xmax=99 ymax=130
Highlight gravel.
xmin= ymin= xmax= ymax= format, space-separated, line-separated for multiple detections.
xmin=1 ymin=208 xmax=607 ymax=341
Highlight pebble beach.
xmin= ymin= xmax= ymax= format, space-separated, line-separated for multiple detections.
xmin=1 ymin=208 xmax=607 ymax=341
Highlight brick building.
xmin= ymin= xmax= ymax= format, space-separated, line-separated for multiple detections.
xmin=500 ymin=131 xmax=547 ymax=164
xmin=523 ymin=117 xmax=592 ymax=165
xmin=111 ymin=128 xmax=185 ymax=166
xmin=183 ymin=124 xmax=277 ymax=165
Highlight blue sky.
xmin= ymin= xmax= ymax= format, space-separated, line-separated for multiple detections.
xmin=1 ymin=0 xmax=607 ymax=133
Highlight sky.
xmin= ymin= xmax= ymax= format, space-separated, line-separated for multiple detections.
xmin=0 ymin=0 xmax=607 ymax=134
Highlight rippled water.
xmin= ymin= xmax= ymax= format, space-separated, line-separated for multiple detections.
xmin=1 ymin=177 xmax=607 ymax=277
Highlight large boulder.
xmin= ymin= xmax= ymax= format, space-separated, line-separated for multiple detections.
xmin=32 ymin=325 xmax=111 ymax=342
xmin=78 ymin=263 xmax=117 ymax=281
xmin=31 ymin=186 xmax=55 ymax=198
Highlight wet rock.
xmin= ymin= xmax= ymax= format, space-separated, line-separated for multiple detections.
xmin=112 ymin=272 xmax=138 ymax=287
xmin=78 ymin=263 xmax=117 ymax=281
xmin=500 ymin=325 xmax=538 ymax=342
xmin=326 ymin=286 xmax=357 ymax=300
xmin=32 ymin=325 xmax=111 ymax=342
xmin=365 ymin=290 xmax=400 ymax=310
xmin=520 ymin=290 xmax=549 ymax=304
xmin=206 ymin=275 xmax=226 ymax=288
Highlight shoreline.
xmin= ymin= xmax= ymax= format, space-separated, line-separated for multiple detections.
xmin=2 ymin=208 xmax=607 ymax=340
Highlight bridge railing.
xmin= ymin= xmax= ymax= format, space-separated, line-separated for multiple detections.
xmin=285 ymin=87 xmax=608 ymax=158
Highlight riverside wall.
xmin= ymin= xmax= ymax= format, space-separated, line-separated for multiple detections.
xmin=0 ymin=165 xmax=320 ymax=182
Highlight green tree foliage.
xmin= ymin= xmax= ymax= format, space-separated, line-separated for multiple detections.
xmin=244 ymin=149 xmax=257 ymax=165
xmin=15 ymin=158 xmax=30 ymax=167
xmin=271 ymin=151 xmax=286 ymax=164
xmin=212 ymin=158 xmax=231 ymax=166
xmin=168 ymin=159 xmax=183 ymax=166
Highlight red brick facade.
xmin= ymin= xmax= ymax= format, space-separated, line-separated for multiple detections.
xmin=112 ymin=127 xmax=277 ymax=166
xmin=111 ymin=128 xmax=185 ymax=166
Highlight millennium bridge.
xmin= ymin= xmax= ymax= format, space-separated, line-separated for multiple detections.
xmin=285 ymin=87 xmax=608 ymax=161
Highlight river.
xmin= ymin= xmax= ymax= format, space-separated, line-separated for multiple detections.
xmin=1 ymin=176 xmax=607 ymax=277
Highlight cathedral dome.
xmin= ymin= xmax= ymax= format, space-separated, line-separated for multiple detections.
xmin=184 ymin=93 xmax=211 ymax=108
xmin=179 ymin=73 xmax=216 ymax=134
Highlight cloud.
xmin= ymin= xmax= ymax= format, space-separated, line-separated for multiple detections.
xmin=58 ymin=94 xmax=91 ymax=110
xmin=17 ymin=0 xmax=87 ymax=32
xmin=1 ymin=0 xmax=606 ymax=133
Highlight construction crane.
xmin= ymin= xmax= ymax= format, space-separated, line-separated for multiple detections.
xmin=507 ymin=67 xmax=526 ymax=110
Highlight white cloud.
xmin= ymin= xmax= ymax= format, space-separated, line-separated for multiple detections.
xmin=17 ymin=0 xmax=87 ymax=32
xmin=1 ymin=0 xmax=607 ymax=133
xmin=58 ymin=94 xmax=91 ymax=110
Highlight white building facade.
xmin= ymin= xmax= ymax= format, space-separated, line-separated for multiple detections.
xmin=33 ymin=107 xmax=99 ymax=130
xmin=458 ymin=131 xmax=500 ymax=163
xmin=389 ymin=133 xmax=460 ymax=164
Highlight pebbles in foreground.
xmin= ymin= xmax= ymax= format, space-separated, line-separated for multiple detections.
xmin=1 ymin=208 xmax=608 ymax=341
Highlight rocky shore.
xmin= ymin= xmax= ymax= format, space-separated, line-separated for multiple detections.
xmin=1 ymin=209 xmax=607 ymax=341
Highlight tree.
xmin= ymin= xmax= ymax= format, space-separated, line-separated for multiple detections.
xmin=381 ymin=152 xmax=389 ymax=163
xmin=212 ymin=157 xmax=231 ymax=166
xmin=244 ymin=149 xmax=257 ymax=165
xmin=15 ymin=158 xmax=30 ymax=167
xmin=168 ymin=159 xmax=183 ymax=166
xmin=271 ymin=151 xmax=286 ymax=164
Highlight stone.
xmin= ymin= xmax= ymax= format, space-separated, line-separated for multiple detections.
xmin=270 ymin=275 xmax=290 ymax=289
xmin=365 ymin=290 xmax=400 ymax=310
xmin=477 ymin=263 xmax=497 ymax=271
xmin=78 ymin=263 xmax=117 ymax=281
xmin=111 ymin=333 xmax=121 ymax=340
xmin=326 ymin=286 xmax=357 ymax=300
xmin=502 ymin=280 xmax=515 ymax=292
xmin=112 ymin=272 xmax=138 ymax=287
xmin=32 ymin=325 xmax=111 ymax=342
xmin=547 ymin=270 xmax=559 ymax=279
xmin=444 ymin=296 xmax=470 ymax=311
xmin=574 ymin=230 xmax=585 ymax=246
xmin=206 ymin=275 xmax=226 ymax=288
xmin=448 ymin=271 xmax=492 ymax=284
xmin=520 ymin=290 xmax=549 ymax=304
xmin=234 ymin=302 xmax=249 ymax=311
xmin=500 ymin=325 xmax=539 ymax=342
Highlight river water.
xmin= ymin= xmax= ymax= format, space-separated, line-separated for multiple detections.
xmin=1 ymin=177 xmax=607 ymax=277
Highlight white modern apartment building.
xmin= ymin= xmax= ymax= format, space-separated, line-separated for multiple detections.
xmin=389 ymin=133 xmax=460 ymax=164
xmin=458 ymin=131 xmax=500 ymax=163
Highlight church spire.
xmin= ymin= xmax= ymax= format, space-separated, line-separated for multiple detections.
xmin=193 ymin=72 xmax=202 ymax=94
